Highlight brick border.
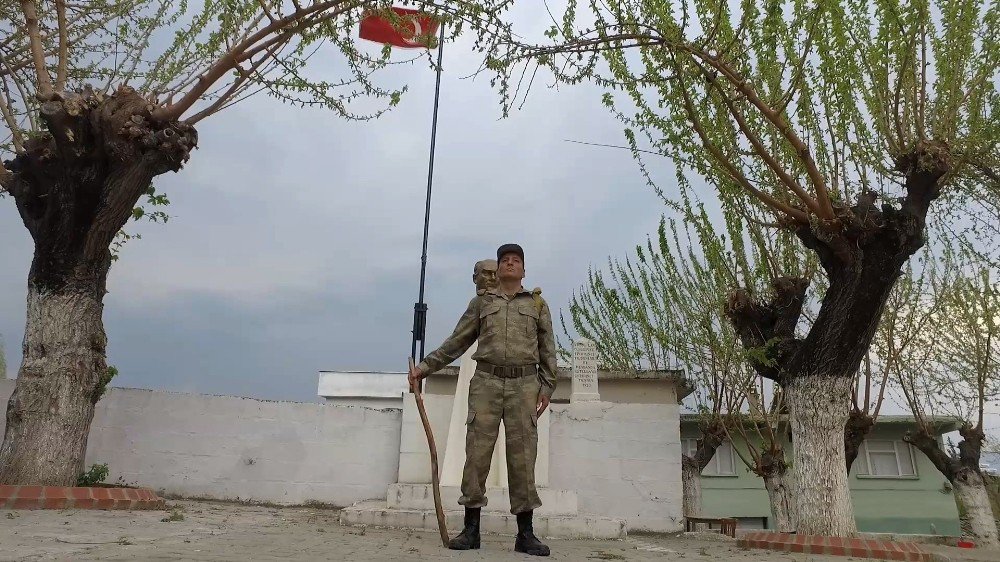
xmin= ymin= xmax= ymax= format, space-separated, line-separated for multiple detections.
xmin=0 ymin=485 xmax=165 ymax=510
xmin=738 ymin=532 xmax=932 ymax=562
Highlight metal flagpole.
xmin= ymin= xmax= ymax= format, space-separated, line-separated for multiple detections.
xmin=411 ymin=23 xmax=447 ymax=364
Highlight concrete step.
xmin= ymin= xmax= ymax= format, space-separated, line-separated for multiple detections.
xmin=387 ymin=483 xmax=579 ymax=516
xmin=340 ymin=500 xmax=626 ymax=540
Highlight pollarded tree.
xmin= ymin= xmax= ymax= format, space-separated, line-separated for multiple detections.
xmin=721 ymin=371 xmax=795 ymax=531
xmin=0 ymin=0 xmax=510 ymax=486
xmin=492 ymin=0 xmax=999 ymax=535
xmin=562 ymin=200 xmax=808 ymax=526
xmin=888 ymin=259 xmax=1000 ymax=547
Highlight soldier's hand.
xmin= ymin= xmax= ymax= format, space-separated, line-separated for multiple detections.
xmin=536 ymin=394 xmax=550 ymax=417
xmin=407 ymin=359 xmax=425 ymax=392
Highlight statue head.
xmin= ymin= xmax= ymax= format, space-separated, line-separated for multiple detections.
xmin=474 ymin=259 xmax=499 ymax=293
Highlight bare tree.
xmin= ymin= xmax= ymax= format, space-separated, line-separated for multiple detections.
xmin=490 ymin=0 xmax=999 ymax=535
xmin=0 ymin=0 xmax=509 ymax=486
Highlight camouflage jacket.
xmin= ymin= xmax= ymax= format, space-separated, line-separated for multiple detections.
xmin=416 ymin=287 xmax=557 ymax=398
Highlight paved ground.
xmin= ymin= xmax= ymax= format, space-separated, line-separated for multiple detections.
xmin=0 ymin=500 xmax=993 ymax=561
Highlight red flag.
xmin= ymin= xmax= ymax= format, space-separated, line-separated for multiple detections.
xmin=359 ymin=7 xmax=440 ymax=49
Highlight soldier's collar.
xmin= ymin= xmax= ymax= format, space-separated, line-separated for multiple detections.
xmin=483 ymin=286 xmax=531 ymax=298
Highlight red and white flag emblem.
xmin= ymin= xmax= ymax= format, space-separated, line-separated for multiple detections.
xmin=359 ymin=7 xmax=439 ymax=49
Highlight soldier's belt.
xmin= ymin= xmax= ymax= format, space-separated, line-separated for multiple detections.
xmin=476 ymin=362 xmax=537 ymax=379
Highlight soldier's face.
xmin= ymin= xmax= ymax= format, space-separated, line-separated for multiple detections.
xmin=498 ymin=253 xmax=525 ymax=282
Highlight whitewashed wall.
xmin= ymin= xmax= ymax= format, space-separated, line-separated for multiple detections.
xmin=0 ymin=379 xmax=401 ymax=507
xmin=548 ymin=402 xmax=683 ymax=532
xmin=0 ymin=379 xmax=683 ymax=531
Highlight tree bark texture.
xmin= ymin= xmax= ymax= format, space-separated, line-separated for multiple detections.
xmin=907 ymin=424 xmax=999 ymax=547
xmin=954 ymin=475 xmax=999 ymax=548
xmin=681 ymin=418 xmax=726 ymax=517
xmin=682 ymin=457 xmax=704 ymax=517
xmin=762 ymin=470 xmax=795 ymax=532
xmin=0 ymin=85 xmax=196 ymax=485
xmin=787 ymin=375 xmax=857 ymax=535
xmin=845 ymin=409 xmax=875 ymax=473
xmin=724 ymin=141 xmax=950 ymax=536
xmin=754 ymin=446 xmax=795 ymax=532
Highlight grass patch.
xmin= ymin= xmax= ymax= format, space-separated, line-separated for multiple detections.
xmin=161 ymin=509 xmax=185 ymax=522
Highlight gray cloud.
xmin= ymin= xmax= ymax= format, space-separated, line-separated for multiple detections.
xmin=1 ymin=22 xmax=666 ymax=401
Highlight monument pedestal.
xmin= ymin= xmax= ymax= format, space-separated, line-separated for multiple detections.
xmin=340 ymin=342 xmax=625 ymax=539
xmin=339 ymin=496 xmax=626 ymax=539
xmin=341 ymin=481 xmax=625 ymax=539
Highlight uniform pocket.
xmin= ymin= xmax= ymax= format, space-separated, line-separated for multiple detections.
xmin=466 ymin=410 xmax=476 ymax=425
xmin=479 ymin=302 xmax=502 ymax=334
xmin=518 ymin=304 xmax=539 ymax=338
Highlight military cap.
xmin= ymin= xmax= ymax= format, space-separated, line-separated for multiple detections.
xmin=497 ymin=243 xmax=524 ymax=263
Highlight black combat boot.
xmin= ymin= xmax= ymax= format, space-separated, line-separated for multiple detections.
xmin=448 ymin=507 xmax=481 ymax=550
xmin=514 ymin=510 xmax=550 ymax=556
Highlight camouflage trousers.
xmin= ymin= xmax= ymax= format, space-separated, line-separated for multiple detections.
xmin=458 ymin=367 xmax=542 ymax=514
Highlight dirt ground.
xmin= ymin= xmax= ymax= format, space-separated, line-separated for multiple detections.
xmin=0 ymin=500 xmax=993 ymax=561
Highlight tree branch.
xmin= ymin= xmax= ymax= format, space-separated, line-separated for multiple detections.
xmin=20 ymin=0 xmax=55 ymax=100
xmin=154 ymin=0 xmax=355 ymax=122
xmin=672 ymin=54 xmax=809 ymax=224
xmin=696 ymin=60 xmax=823 ymax=216
xmin=725 ymin=277 xmax=809 ymax=384
xmin=0 ymin=82 xmax=25 ymax=151
xmin=693 ymin=417 xmax=727 ymax=471
xmin=905 ymin=426 xmax=956 ymax=481
xmin=55 ymin=0 xmax=69 ymax=92
xmin=257 ymin=0 xmax=279 ymax=23
xmin=185 ymin=41 xmax=282 ymax=125
xmin=687 ymin=46 xmax=836 ymax=221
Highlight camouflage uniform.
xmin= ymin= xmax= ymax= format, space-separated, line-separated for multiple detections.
xmin=417 ymin=287 xmax=557 ymax=514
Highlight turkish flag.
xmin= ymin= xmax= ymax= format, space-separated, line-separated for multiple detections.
xmin=359 ymin=7 xmax=440 ymax=49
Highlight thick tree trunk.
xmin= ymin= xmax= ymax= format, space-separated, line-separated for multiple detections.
xmin=844 ymin=409 xmax=875 ymax=473
xmin=681 ymin=419 xmax=726 ymax=517
xmin=762 ymin=470 xmax=795 ymax=532
xmin=0 ymin=283 xmax=108 ymax=484
xmin=907 ymin=425 xmax=999 ymax=548
xmin=682 ymin=456 xmax=703 ymax=517
xmin=755 ymin=447 xmax=795 ymax=532
xmin=0 ymin=85 xmax=196 ymax=485
xmin=954 ymin=472 xmax=1000 ymax=548
xmin=787 ymin=375 xmax=857 ymax=535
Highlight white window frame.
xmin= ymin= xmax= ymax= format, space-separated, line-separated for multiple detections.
xmin=855 ymin=439 xmax=918 ymax=479
xmin=683 ymin=438 xmax=737 ymax=477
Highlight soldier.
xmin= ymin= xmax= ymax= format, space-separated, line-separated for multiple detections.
xmin=409 ymin=243 xmax=556 ymax=556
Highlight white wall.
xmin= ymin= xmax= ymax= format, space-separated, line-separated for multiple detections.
xmin=0 ymin=379 xmax=401 ymax=507
xmin=393 ymin=393 xmax=683 ymax=532
xmin=0 ymin=380 xmax=683 ymax=532
xmin=548 ymin=402 xmax=683 ymax=533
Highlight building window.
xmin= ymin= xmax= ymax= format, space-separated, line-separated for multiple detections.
xmin=856 ymin=440 xmax=917 ymax=478
xmin=683 ymin=438 xmax=737 ymax=476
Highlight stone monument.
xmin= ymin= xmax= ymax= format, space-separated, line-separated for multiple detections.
xmin=570 ymin=338 xmax=600 ymax=403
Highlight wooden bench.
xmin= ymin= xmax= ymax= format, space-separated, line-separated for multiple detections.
xmin=685 ymin=516 xmax=738 ymax=537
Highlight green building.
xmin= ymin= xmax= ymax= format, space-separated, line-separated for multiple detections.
xmin=680 ymin=414 xmax=962 ymax=535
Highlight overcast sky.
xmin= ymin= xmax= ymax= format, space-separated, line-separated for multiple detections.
xmin=1 ymin=5 xmax=669 ymax=402
xmin=1 ymin=5 xmax=996 ymax=440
